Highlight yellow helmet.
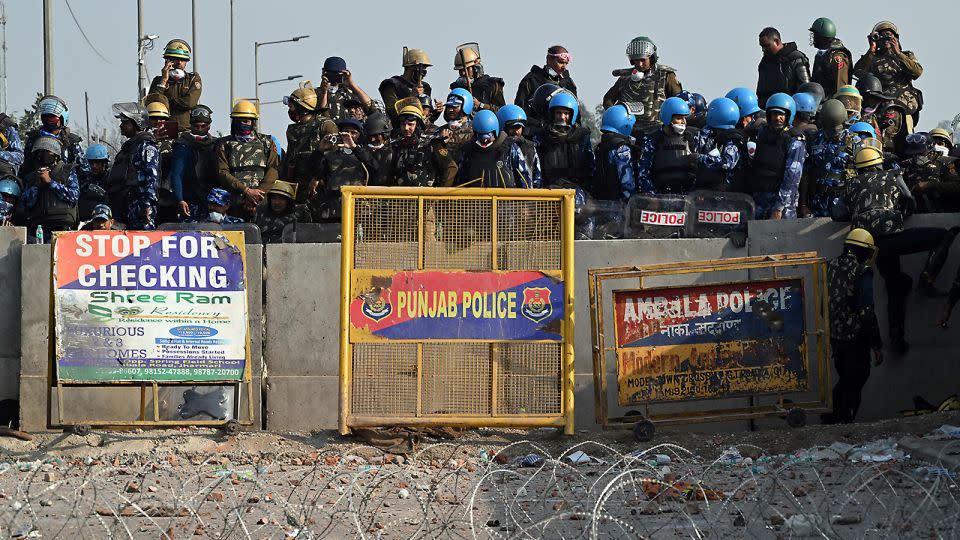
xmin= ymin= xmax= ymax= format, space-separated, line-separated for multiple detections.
xmin=930 ymin=127 xmax=953 ymax=145
xmin=268 ymin=180 xmax=298 ymax=201
xmin=454 ymin=47 xmax=480 ymax=70
xmin=285 ymin=81 xmax=318 ymax=112
xmin=397 ymin=105 xmax=426 ymax=124
xmin=854 ymin=146 xmax=884 ymax=169
xmin=845 ymin=228 xmax=876 ymax=250
xmin=402 ymin=47 xmax=432 ymax=67
xmin=231 ymin=100 xmax=259 ymax=120
xmin=163 ymin=39 xmax=192 ymax=60
xmin=145 ymin=101 xmax=170 ymax=119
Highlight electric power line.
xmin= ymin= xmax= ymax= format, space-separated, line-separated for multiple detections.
xmin=63 ymin=0 xmax=112 ymax=64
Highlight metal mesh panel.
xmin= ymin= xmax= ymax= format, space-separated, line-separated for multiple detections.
xmin=353 ymin=197 xmax=419 ymax=269
xmin=496 ymin=343 xmax=562 ymax=415
xmin=351 ymin=343 xmax=418 ymax=415
xmin=497 ymin=199 xmax=563 ymax=271
xmin=423 ymin=198 xmax=492 ymax=270
xmin=422 ymin=343 xmax=491 ymax=415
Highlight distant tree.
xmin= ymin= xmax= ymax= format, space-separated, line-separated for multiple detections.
xmin=15 ymin=92 xmax=44 ymax=136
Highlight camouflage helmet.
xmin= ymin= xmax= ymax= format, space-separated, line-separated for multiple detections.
xmin=284 ymin=81 xmax=318 ymax=112
xmin=231 ymin=100 xmax=259 ymax=120
xmin=854 ymin=146 xmax=884 ymax=169
xmin=363 ymin=112 xmax=392 ymax=136
xmin=146 ymin=101 xmax=170 ymax=119
xmin=268 ymin=180 xmax=298 ymax=201
xmin=819 ymin=99 xmax=848 ymax=128
xmin=454 ymin=47 xmax=480 ymax=70
xmin=626 ymin=36 xmax=657 ymax=63
xmin=163 ymin=39 xmax=192 ymax=60
xmin=930 ymin=127 xmax=953 ymax=146
xmin=872 ymin=21 xmax=899 ymax=36
xmin=402 ymin=47 xmax=432 ymax=67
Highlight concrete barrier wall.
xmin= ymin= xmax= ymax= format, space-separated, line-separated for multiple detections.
xmin=14 ymin=214 xmax=960 ymax=432
xmin=0 ymin=227 xmax=24 ymax=403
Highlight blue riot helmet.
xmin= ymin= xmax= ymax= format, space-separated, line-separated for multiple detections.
xmin=706 ymin=98 xmax=740 ymax=130
xmin=496 ymin=104 xmax=527 ymax=132
xmin=85 ymin=144 xmax=109 ymax=162
xmin=548 ymin=91 xmax=579 ymax=125
xmin=792 ymin=92 xmax=817 ymax=115
xmin=472 ymin=109 xmax=500 ymax=137
xmin=677 ymin=90 xmax=707 ymax=113
xmin=659 ymin=96 xmax=690 ymax=125
xmin=207 ymin=188 xmax=232 ymax=207
xmin=765 ymin=93 xmax=797 ymax=125
xmin=725 ymin=87 xmax=762 ymax=119
xmin=446 ymin=87 xmax=475 ymax=116
xmin=849 ymin=121 xmax=877 ymax=139
xmin=600 ymin=105 xmax=636 ymax=136
xmin=0 ymin=177 xmax=20 ymax=199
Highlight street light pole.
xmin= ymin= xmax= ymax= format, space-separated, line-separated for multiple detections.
xmin=42 ymin=0 xmax=53 ymax=94
xmin=253 ymin=35 xmax=309 ymax=103
xmin=191 ymin=0 xmax=198 ymax=71
xmin=229 ymin=0 xmax=234 ymax=106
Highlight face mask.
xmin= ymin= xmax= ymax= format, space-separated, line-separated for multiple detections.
xmin=935 ymin=145 xmax=949 ymax=156
xmin=232 ymin=120 xmax=254 ymax=136
xmin=672 ymin=123 xmax=686 ymax=135
xmin=42 ymin=116 xmax=60 ymax=130
xmin=630 ymin=70 xmax=644 ymax=82
xmin=38 ymin=152 xmax=58 ymax=167
xmin=169 ymin=68 xmax=186 ymax=81
xmin=863 ymin=105 xmax=877 ymax=115
xmin=476 ymin=133 xmax=495 ymax=148
xmin=447 ymin=119 xmax=462 ymax=130
xmin=546 ymin=67 xmax=559 ymax=78
xmin=368 ymin=142 xmax=384 ymax=150
xmin=329 ymin=85 xmax=339 ymax=94
xmin=207 ymin=212 xmax=224 ymax=223
xmin=288 ymin=109 xmax=303 ymax=123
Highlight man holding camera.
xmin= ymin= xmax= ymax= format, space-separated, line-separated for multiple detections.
xmin=317 ymin=57 xmax=377 ymax=122
xmin=148 ymin=39 xmax=202 ymax=131
xmin=854 ymin=21 xmax=923 ymax=123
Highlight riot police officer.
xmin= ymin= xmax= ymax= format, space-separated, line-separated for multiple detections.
xmin=0 ymin=113 xmax=23 ymax=176
xmin=106 ymin=103 xmax=160 ymax=230
xmin=450 ymin=45 xmax=505 ymax=112
xmin=78 ymin=144 xmax=110 ymax=222
xmin=496 ymin=104 xmax=541 ymax=189
xmin=438 ymin=88 xmax=475 ymax=163
xmin=530 ymin=92 xmax=594 ymax=190
xmin=456 ymin=110 xmax=516 ymax=188
xmin=801 ymin=99 xmax=860 ymax=217
xmin=695 ymin=97 xmax=746 ymax=191
xmin=744 ymin=93 xmax=806 ymax=219
xmin=215 ymin=100 xmax=279 ymax=220
xmin=170 ymin=105 xmax=218 ymax=221
xmin=792 ymin=92 xmax=819 ymax=138
xmin=637 ymin=97 xmax=698 ymax=195
xmin=379 ymin=47 xmax=436 ymax=124
xmin=22 ymin=95 xmax=82 ymax=168
xmin=678 ymin=91 xmax=707 ymax=130
xmin=602 ymin=36 xmax=682 ymax=134
xmin=822 ymin=228 xmax=882 ymax=424
xmin=281 ymin=81 xmax=338 ymax=203
xmin=593 ymin=104 xmax=637 ymax=201
xmin=148 ymin=39 xmax=202 ymax=129
xmin=725 ymin=87 xmax=763 ymax=134
xmin=20 ymin=137 xmax=79 ymax=240
xmin=515 ymin=46 xmax=577 ymax=115
xmin=854 ymin=21 xmax=923 ymax=123
xmin=809 ymin=17 xmax=852 ymax=98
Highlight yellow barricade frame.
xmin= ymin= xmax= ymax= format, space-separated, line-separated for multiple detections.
xmin=588 ymin=252 xmax=831 ymax=431
xmin=339 ymin=186 xmax=576 ymax=435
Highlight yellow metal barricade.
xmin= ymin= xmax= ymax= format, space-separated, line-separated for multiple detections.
xmin=339 ymin=187 xmax=576 ymax=435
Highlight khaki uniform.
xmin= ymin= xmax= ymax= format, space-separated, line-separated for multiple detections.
xmin=149 ymin=73 xmax=203 ymax=129
xmin=853 ymin=50 xmax=923 ymax=115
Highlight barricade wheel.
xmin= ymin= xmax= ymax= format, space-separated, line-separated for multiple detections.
xmin=72 ymin=424 xmax=91 ymax=436
xmin=632 ymin=419 xmax=655 ymax=442
xmin=223 ymin=420 xmax=240 ymax=436
xmin=786 ymin=408 xmax=806 ymax=428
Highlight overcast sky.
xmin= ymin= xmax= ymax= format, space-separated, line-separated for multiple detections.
xmin=5 ymin=0 xmax=957 ymax=146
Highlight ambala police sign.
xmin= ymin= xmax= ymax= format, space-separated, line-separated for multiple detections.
xmin=53 ymin=231 xmax=249 ymax=382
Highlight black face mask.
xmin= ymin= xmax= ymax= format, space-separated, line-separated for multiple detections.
xmin=37 ymin=151 xmax=58 ymax=167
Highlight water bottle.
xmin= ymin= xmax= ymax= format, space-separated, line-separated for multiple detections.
xmin=35 ymin=225 xmax=43 ymax=245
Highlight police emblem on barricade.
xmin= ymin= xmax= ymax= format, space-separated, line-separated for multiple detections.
xmin=521 ymin=287 xmax=553 ymax=323
xmin=360 ymin=288 xmax=392 ymax=322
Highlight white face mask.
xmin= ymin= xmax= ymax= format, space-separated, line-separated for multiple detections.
xmin=329 ymin=85 xmax=339 ymax=94
xmin=630 ymin=70 xmax=645 ymax=82
xmin=448 ymin=120 xmax=462 ymax=130
xmin=672 ymin=123 xmax=686 ymax=135
xmin=368 ymin=142 xmax=385 ymax=150
xmin=207 ymin=212 xmax=224 ymax=223
xmin=546 ymin=67 xmax=559 ymax=78
xmin=169 ymin=68 xmax=186 ymax=81
xmin=935 ymin=144 xmax=949 ymax=156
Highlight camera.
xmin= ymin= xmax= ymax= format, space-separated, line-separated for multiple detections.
xmin=327 ymin=134 xmax=340 ymax=145
xmin=327 ymin=72 xmax=344 ymax=85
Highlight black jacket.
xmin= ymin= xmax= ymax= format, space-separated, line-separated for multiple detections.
xmin=757 ymin=42 xmax=810 ymax=106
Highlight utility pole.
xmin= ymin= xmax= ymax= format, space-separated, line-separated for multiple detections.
xmin=191 ymin=0 xmax=198 ymax=71
xmin=42 ymin=0 xmax=53 ymax=94
xmin=137 ymin=0 xmax=146 ymax=99
xmin=0 ymin=1 xmax=7 ymax=112
xmin=229 ymin=0 xmax=234 ymax=106
xmin=84 ymin=91 xmax=90 ymax=143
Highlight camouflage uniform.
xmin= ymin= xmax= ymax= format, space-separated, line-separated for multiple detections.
xmin=901 ymin=152 xmax=959 ymax=213
xmin=215 ymin=133 xmax=279 ymax=218
xmin=255 ymin=202 xmax=312 ymax=243
xmin=0 ymin=122 xmax=25 ymax=175
xmin=853 ymin=50 xmax=923 ymax=116
xmin=805 ymin=129 xmax=861 ymax=216
xmin=149 ymin=72 xmax=203 ymax=129
xmin=280 ymin=117 xmax=336 ymax=203
xmin=826 ymin=250 xmax=881 ymax=423
xmin=438 ymin=118 xmax=473 ymax=165
xmin=379 ymin=75 xmax=432 ymax=125
xmin=21 ymin=161 xmax=80 ymax=238
xmin=602 ymin=66 xmax=682 ymax=134
xmin=124 ymin=137 xmax=162 ymax=230
xmin=308 ymin=147 xmax=369 ymax=221
xmin=387 ymin=134 xmax=457 ymax=187
xmin=322 ymin=87 xmax=377 ymax=122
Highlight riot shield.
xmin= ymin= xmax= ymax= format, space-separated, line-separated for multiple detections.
xmin=578 ymin=199 xmax=626 ymax=240
xmin=686 ymin=190 xmax=755 ymax=239
xmin=624 ymin=193 xmax=690 ymax=239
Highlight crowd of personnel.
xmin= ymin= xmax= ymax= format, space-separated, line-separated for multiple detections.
xmin=0 ymin=19 xmax=957 ymax=421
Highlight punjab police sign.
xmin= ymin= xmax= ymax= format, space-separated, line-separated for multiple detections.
xmin=613 ymin=279 xmax=807 ymax=405
xmin=53 ymin=231 xmax=249 ymax=382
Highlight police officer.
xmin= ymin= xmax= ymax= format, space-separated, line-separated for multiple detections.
xmin=281 ymin=81 xmax=338 ymax=203
xmin=792 ymin=92 xmax=819 ymax=139
xmin=930 ymin=128 xmax=954 ymax=156
xmin=451 ymin=45 xmax=505 ymax=112
xmin=201 ymin=188 xmax=245 ymax=224
xmin=0 ymin=176 xmax=18 ymax=225
xmin=308 ymin=118 xmax=369 ymax=221
xmin=745 ymin=93 xmax=806 ymax=219
xmin=80 ymin=203 xmax=120 ymax=231
xmin=822 ymin=228 xmax=882 ymax=424
xmin=530 ymin=92 xmax=594 ymax=190
xmin=834 ymin=85 xmax=862 ymax=124
xmin=215 ymin=100 xmax=279 ymax=221
xmin=170 ymin=105 xmax=217 ymax=221
xmin=678 ymin=91 xmax=707 ymax=130
xmin=438 ymin=88 xmax=475 ymax=163
xmin=593 ymin=104 xmax=637 ymax=201
xmin=603 ymin=36 xmax=682 ymax=134
xmin=23 ymin=95 xmax=82 ymax=169
xmin=78 ymin=144 xmax=110 ymax=222
xmin=379 ymin=47 xmax=437 ymax=125
xmin=384 ymin=102 xmax=457 ymax=187
xmin=496 ymin=104 xmax=541 ymax=189
xmin=797 ymin=82 xmax=826 ymax=111
xmin=809 ymin=17 xmax=852 ymax=98
xmin=515 ymin=46 xmax=577 ymax=114
xmin=255 ymin=180 xmax=311 ymax=243
xmin=801 ymin=99 xmax=860 ymax=217
xmin=456 ymin=110 xmax=516 ymax=188
xmin=725 ymin=87 xmax=763 ymax=135
xmin=359 ymin=112 xmax=393 ymax=186
xmin=901 ymin=132 xmax=960 ymax=213
xmin=144 ymin=100 xmax=178 ymax=224
xmin=695 ymin=97 xmax=746 ymax=191
xmin=106 ymin=102 xmax=160 ymax=230
xmin=879 ymin=101 xmax=913 ymax=156
xmin=854 ymin=21 xmax=923 ymax=123
xmin=20 ymin=137 xmax=79 ymax=240
xmin=756 ymin=27 xmax=811 ymax=107
xmin=148 ymin=39 xmax=202 ymax=130
xmin=838 ymin=146 xmax=959 ymax=354
xmin=0 ymin=113 xmax=23 ymax=177
xmin=318 ymin=57 xmax=378 ymax=122
xmin=637 ymin=97 xmax=698 ymax=195
xmin=855 ymin=74 xmax=894 ymax=143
